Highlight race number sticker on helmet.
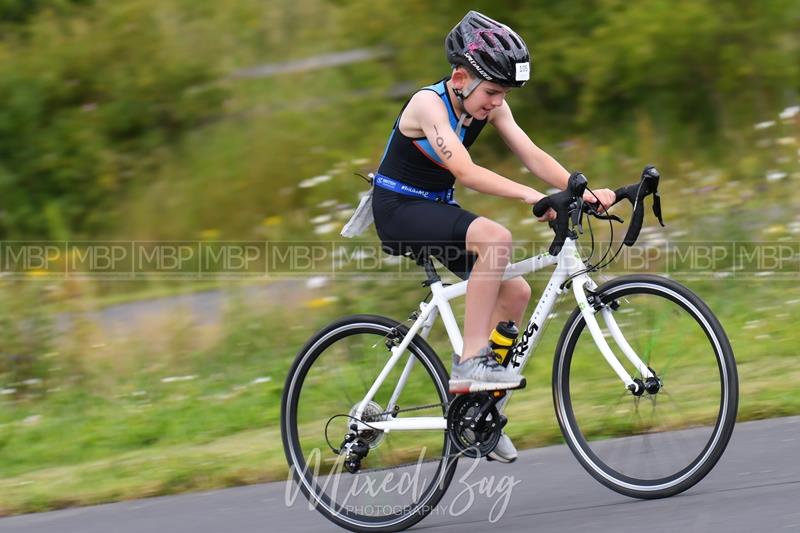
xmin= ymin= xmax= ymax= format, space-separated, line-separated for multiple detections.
xmin=515 ymin=62 xmax=530 ymax=82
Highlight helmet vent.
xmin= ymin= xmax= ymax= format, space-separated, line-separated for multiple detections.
xmin=474 ymin=12 xmax=495 ymax=27
xmin=480 ymin=33 xmax=495 ymax=48
xmin=495 ymin=34 xmax=511 ymax=50
xmin=477 ymin=50 xmax=495 ymax=70
xmin=509 ymin=33 xmax=522 ymax=48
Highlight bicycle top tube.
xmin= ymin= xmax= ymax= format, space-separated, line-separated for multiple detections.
xmin=430 ymin=238 xmax=584 ymax=301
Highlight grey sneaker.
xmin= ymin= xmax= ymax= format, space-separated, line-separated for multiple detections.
xmin=487 ymin=432 xmax=518 ymax=463
xmin=449 ymin=346 xmax=526 ymax=394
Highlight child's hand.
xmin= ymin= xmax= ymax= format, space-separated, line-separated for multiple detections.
xmin=523 ymin=188 xmax=557 ymax=222
xmin=583 ymin=188 xmax=616 ymax=213
xmin=536 ymin=206 xmax=557 ymax=222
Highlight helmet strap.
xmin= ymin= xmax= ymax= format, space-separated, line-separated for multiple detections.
xmin=460 ymin=77 xmax=483 ymax=99
xmin=451 ymin=76 xmax=482 ymax=137
xmin=455 ymin=112 xmax=469 ymax=138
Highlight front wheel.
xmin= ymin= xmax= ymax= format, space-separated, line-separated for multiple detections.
xmin=553 ymin=275 xmax=738 ymax=499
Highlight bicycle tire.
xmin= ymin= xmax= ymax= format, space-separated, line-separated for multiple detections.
xmin=553 ymin=274 xmax=738 ymax=499
xmin=281 ymin=314 xmax=457 ymax=532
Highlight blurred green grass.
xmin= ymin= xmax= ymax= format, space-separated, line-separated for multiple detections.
xmin=2 ymin=274 xmax=800 ymax=514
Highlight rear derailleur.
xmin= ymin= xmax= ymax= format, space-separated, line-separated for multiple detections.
xmin=339 ymin=433 xmax=370 ymax=474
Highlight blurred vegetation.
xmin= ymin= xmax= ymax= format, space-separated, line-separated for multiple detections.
xmin=0 ymin=0 xmax=797 ymax=239
xmin=0 ymin=0 xmax=92 ymax=26
xmin=0 ymin=284 xmax=56 ymax=391
xmin=0 ymin=0 xmax=227 ymax=238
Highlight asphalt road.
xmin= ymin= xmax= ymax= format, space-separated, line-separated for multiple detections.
xmin=54 ymin=280 xmax=309 ymax=335
xmin=1 ymin=416 xmax=798 ymax=533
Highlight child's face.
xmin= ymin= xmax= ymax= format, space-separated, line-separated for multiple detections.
xmin=464 ymin=82 xmax=512 ymax=120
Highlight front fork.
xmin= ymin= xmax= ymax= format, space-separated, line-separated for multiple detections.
xmin=572 ymin=276 xmax=656 ymax=394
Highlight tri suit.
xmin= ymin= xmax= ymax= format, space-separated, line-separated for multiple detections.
xmin=372 ymin=77 xmax=488 ymax=279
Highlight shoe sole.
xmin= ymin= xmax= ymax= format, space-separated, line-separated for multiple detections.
xmin=448 ymin=377 xmax=527 ymax=395
xmin=486 ymin=453 xmax=517 ymax=463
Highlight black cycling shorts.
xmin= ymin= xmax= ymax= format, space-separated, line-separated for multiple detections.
xmin=372 ymin=186 xmax=479 ymax=280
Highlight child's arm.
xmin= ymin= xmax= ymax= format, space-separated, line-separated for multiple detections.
xmin=409 ymin=91 xmax=543 ymax=204
xmin=491 ymin=102 xmax=615 ymax=210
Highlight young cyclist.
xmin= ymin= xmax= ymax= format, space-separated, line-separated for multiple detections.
xmin=370 ymin=10 xmax=616 ymax=461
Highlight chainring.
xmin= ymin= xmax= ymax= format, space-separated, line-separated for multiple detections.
xmin=446 ymin=393 xmax=503 ymax=458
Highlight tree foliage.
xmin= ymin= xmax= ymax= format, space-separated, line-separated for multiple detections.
xmin=335 ymin=0 xmax=799 ymax=130
xmin=0 ymin=0 xmax=797 ymax=238
xmin=0 ymin=1 xmax=226 ymax=238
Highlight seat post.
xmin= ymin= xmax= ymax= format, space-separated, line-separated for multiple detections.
xmin=415 ymin=254 xmax=441 ymax=286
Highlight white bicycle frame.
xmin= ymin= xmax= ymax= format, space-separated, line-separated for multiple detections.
xmin=353 ymin=237 xmax=655 ymax=433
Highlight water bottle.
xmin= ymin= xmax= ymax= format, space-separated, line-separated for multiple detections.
xmin=489 ymin=321 xmax=519 ymax=367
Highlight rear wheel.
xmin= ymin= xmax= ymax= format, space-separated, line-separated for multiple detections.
xmin=553 ymin=275 xmax=738 ymax=499
xmin=281 ymin=314 xmax=456 ymax=532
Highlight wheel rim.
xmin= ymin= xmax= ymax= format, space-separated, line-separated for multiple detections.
xmin=284 ymin=321 xmax=453 ymax=526
xmin=556 ymin=283 xmax=734 ymax=491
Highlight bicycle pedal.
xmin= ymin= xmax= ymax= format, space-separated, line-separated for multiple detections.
xmin=448 ymin=377 xmax=526 ymax=395
xmin=498 ymin=414 xmax=508 ymax=429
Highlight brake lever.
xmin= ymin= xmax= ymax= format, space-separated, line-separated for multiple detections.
xmin=570 ymin=200 xmax=584 ymax=234
xmin=643 ymin=165 xmax=665 ymax=227
xmin=585 ymin=202 xmax=624 ymax=223
xmin=653 ymin=192 xmax=665 ymax=226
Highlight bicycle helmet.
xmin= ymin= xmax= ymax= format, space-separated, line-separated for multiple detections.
xmin=445 ymin=10 xmax=531 ymax=89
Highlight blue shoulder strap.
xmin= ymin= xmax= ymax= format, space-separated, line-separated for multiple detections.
xmin=411 ymin=80 xmax=467 ymax=165
xmin=380 ymin=79 xmax=467 ymax=166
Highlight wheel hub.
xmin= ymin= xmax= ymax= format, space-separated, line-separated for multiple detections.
xmin=644 ymin=375 xmax=662 ymax=394
xmin=348 ymin=401 xmax=389 ymax=449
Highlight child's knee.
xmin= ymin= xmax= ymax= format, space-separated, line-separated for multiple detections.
xmin=466 ymin=218 xmax=513 ymax=255
xmin=501 ymin=277 xmax=531 ymax=306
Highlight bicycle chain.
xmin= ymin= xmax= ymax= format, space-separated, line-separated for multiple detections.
xmin=368 ymin=401 xmax=448 ymax=419
xmin=335 ymin=400 xmax=482 ymax=475
xmin=341 ymin=321 xmax=491 ymax=474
